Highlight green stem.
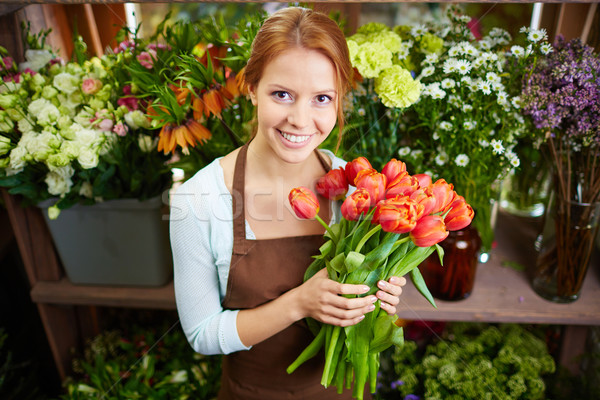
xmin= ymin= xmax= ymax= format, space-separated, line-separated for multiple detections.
xmin=286 ymin=326 xmax=326 ymax=374
xmin=355 ymin=224 xmax=382 ymax=253
xmin=322 ymin=325 xmax=342 ymax=387
xmin=315 ymin=215 xmax=338 ymax=243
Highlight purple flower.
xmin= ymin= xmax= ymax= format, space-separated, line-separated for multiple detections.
xmin=391 ymin=379 xmax=405 ymax=389
xmin=404 ymin=395 xmax=420 ymax=400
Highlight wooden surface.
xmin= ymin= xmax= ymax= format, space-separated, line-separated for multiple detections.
xmin=398 ymin=211 xmax=600 ymax=326
xmin=28 ymin=210 xmax=600 ymax=326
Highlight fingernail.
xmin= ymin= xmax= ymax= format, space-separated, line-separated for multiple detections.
xmin=368 ymin=304 xmax=376 ymax=311
xmin=369 ymin=296 xmax=377 ymax=303
xmin=358 ymin=315 xmax=365 ymax=321
xmin=361 ymin=285 xmax=370 ymax=293
xmin=378 ymin=280 xmax=387 ymax=289
xmin=389 ymin=276 xmax=398 ymax=284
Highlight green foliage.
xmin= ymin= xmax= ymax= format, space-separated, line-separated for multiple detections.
xmin=61 ymin=324 xmax=222 ymax=400
xmin=0 ymin=328 xmax=44 ymax=400
xmin=390 ymin=323 xmax=555 ymax=400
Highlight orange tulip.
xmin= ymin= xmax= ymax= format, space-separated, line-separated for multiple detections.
xmin=430 ymin=179 xmax=456 ymax=214
xmin=355 ymin=169 xmax=387 ymax=207
xmin=373 ymin=196 xmax=419 ymax=234
xmin=316 ymin=167 xmax=348 ymax=200
xmin=444 ymin=195 xmax=474 ymax=231
xmin=341 ymin=188 xmax=370 ymax=221
xmin=410 ymin=187 xmax=437 ymax=219
xmin=410 ymin=215 xmax=449 ymax=247
xmin=414 ymin=173 xmax=432 ymax=188
xmin=381 ymin=158 xmax=407 ymax=182
xmin=289 ymin=186 xmax=320 ymax=219
xmin=385 ymin=171 xmax=419 ymax=199
xmin=345 ymin=157 xmax=372 ymax=185
xmin=202 ymin=87 xmax=228 ymax=119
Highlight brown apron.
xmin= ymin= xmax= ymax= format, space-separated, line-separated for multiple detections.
xmin=218 ymin=143 xmax=367 ymax=399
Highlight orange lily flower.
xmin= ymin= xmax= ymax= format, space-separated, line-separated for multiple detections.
xmin=157 ymin=118 xmax=212 ymax=155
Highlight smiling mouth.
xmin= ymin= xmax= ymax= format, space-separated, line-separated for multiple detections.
xmin=278 ymin=130 xmax=311 ymax=143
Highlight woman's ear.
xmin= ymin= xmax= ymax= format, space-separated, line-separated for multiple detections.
xmin=248 ymin=85 xmax=258 ymax=106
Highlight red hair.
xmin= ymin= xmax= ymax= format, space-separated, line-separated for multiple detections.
xmin=243 ymin=7 xmax=352 ymax=149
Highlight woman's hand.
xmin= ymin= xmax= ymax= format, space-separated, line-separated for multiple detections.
xmin=376 ymin=276 xmax=407 ymax=316
xmin=292 ymin=268 xmax=378 ymax=327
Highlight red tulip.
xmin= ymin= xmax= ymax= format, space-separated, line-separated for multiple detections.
xmin=410 ymin=215 xmax=449 ymax=247
xmin=355 ymin=169 xmax=387 ymax=207
xmin=414 ymin=173 xmax=432 ymax=188
xmin=430 ymin=179 xmax=456 ymax=214
xmin=444 ymin=195 xmax=474 ymax=231
xmin=373 ymin=196 xmax=419 ymax=234
xmin=345 ymin=157 xmax=372 ymax=185
xmin=288 ymin=186 xmax=320 ymax=219
xmin=341 ymin=188 xmax=371 ymax=221
xmin=316 ymin=167 xmax=348 ymax=200
xmin=410 ymin=187 xmax=437 ymax=219
xmin=381 ymin=158 xmax=407 ymax=182
xmin=386 ymin=171 xmax=419 ymax=199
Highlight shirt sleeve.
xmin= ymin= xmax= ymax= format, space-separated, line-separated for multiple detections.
xmin=170 ymin=169 xmax=251 ymax=355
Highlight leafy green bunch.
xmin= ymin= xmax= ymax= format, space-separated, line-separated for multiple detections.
xmin=62 ymin=325 xmax=222 ymax=400
xmin=391 ymin=323 xmax=556 ymax=400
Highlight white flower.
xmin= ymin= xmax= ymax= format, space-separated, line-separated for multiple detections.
xmin=455 ymin=60 xmax=472 ymax=75
xmin=398 ymin=146 xmax=411 ymax=157
xmin=461 ymin=43 xmax=478 ymax=57
xmin=492 ymin=82 xmax=505 ymax=92
xmin=168 ymin=370 xmax=188 ymax=384
xmin=397 ymin=48 xmax=409 ymax=60
xmin=479 ymin=139 xmax=489 ymax=147
xmin=511 ymin=45 xmax=524 ymax=57
xmin=27 ymin=98 xmax=50 ymax=118
xmin=486 ymin=72 xmax=500 ymax=83
xmin=74 ymin=127 xmax=102 ymax=148
xmin=448 ymin=45 xmax=461 ymax=57
xmin=53 ymin=72 xmax=80 ymax=95
xmin=463 ymin=120 xmax=476 ymax=130
xmin=37 ymin=103 xmax=61 ymax=126
xmin=434 ymin=152 xmax=448 ymax=166
xmin=443 ymin=58 xmax=458 ymax=74
xmin=448 ymin=95 xmax=460 ymax=107
xmin=8 ymin=145 xmax=27 ymax=174
xmin=357 ymin=108 xmax=366 ymax=117
xmin=511 ymin=96 xmax=522 ymax=109
xmin=430 ymin=87 xmax=446 ymax=100
xmin=528 ymin=28 xmax=547 ymax=43
xmin=77 ymin=147 xmax=99 ymax=169
xmin=19 ymin=49 xmax=53 ymax=72
xmin=491 ymin=139 xmax=504 ymax=154
xmin=478 ymin=80 xmax=493 ymax=95
xmin=45 ymin=166 xmax=74 ymax=196
xmin=79 ymin=181 xmax=94 ymax=198
xmin=411 ymin=24 xmax=427 ymax=36
xmin=432 ymin=132 xmax=440 ymax=140
xmin=509 ymin=155 xmax=520 ymax=167
xmin=441 ymin=79 xmax=456 ymax=89
xmin=478 ymin=40 xmax=492 ymax=51
xmin=423 ymin=54 xmax=438 ymax=65
xmin=421 ymin=66 xmax=435 ymax=77
xmin=455 ymin=154 xmax=469 ymax=167
xmin=496 ymin=91 xmax=508 ymax=105
xmin=462 ymin=104 xmax=473 ymax=112
xmin=138 ymin=134 xmax=158 ymax=153
xmin=412 ymin=149 xmax=423 ymax=157
xmin=439 ymin=121 xmax=453 ymax=131
xmin=541 ymin=43 xmax=553 ymax=55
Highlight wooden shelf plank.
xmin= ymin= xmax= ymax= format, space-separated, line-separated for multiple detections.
xmin=31 ymin=278 xmax=176 ymax=310
xmin=397 ymin=211 xmax=600 ymax=326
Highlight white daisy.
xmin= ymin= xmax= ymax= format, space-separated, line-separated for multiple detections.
xmin=439 ymin=121 xmax=453 ymax=131
xmin=541 ymin=43 xmax=553 ymax=55
xmin=435 ymin=152 xmax=449 ymax=166
xmin=432 ymin=132 xmax=440 ymax=140
xmin=412 ymin=149 xmax=423 ymax=158
xmin=463 ymin=120 xmax=476 ymax=130
xmin=509 ymin=156 xmax=520 ymax=168
xmin=421 ymin=66 xmax=435 ymax=77
xmin=441 ymin=78 xmax=456 ymax=89
xmin=411 ymin=24 xmax=427 ymax=36
xmin=511 ymin=96 xmax=521 ymax=109
xmin=496 ymin=91 xmax=508 ymax=105
xmin=358 ymin=108 xmax=366 ymax=117
xmin=478 ymin=139 xmax=489 ymax=147
xmin=491 ymin=139 xmax=504 ymax=154
xmin=492 ymin=82 xmax=505 ymax=92
xmin=443 ymin=58 xmax=458 ymax=74
xmin=528 ymin=28 xmax=547 ymax=43
xmin=486 ymin=72 xmax=500 ymax=83
xmin=462 ymin=43 xmax=478 ymax=57
xmin=448 ymin=45 xmax=461 ymax=57
xmin=455 ymin=154 xmax=469 ymax=167
xmin=397 ymin=48 xmax=409 ymax=60
xmin=478 ymin=80 xmax=493 ymax=95
xmin=398 ymin=146 xmax=411 ymax=157
xmin=431 ymin=89 xmax=446 ymax=100
xmin=462 ymin=104 xmax=473 ymax=112
xmin=455 ymin=59 xmax=472 ymax=75
xmin=423 ymin=53 xmax=439 ymax=65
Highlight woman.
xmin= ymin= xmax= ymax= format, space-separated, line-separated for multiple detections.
xmin=170 ymin=7 xmax=407 ymax=399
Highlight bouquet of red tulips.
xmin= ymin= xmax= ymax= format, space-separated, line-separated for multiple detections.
xmin=287 ymin=157 xmax=474 ymax=399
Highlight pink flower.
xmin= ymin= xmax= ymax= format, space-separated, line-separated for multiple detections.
xmin=410 ymin=215 xmax=449 ymax=247
xmin=114 ymin=40 xmax=135 ymax=54
xmin=1 ymin=57 xmax=13 ymax=71
xmin=414 ymin=173 xmax=432 ymax=189
xmin=98 ymin=119 xmax=114 ymax=131
xmin=137 ymin=49 xmax=157 ymax=69
xmin=81 ymin=78 xmax=103 ymax=95
xmin=113 ymin=122 xmax=129 ymax=137
xmin=117 ymin=96 xmax=139 ymax=111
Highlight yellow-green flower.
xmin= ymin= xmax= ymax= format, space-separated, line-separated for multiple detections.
xmin=371 ymin=31 xmax=403 ymax=54
xmin=354 ymin=42 xmax=393 ymax=79
xmin=420 ymin=33 xmax=444 ymax=55
xmin=375 ymin=65 xmax=421 ymax=109
xmin=356 ymin=22 xmax=389 ymax=35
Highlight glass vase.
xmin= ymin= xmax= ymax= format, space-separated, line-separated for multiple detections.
xmin=532 ymin=195 xmax=600 ymax=303
xmin=420 ymin=224 xmax=482 ymax=301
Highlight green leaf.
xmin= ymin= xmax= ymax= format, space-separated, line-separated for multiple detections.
xmin=411 ymin=267 xmax=437 ymax=308
xmin=362 ymin=231 xmax=399 ymax=271
xmin=344 ymin=251 xmax=365 ymax=273
xmin=329 ymin=253 xmax=346 ymax=274
xmin=386 ymin=245 xmax=435 ymax=279
xmin=435 ymin=243 xmax=444 ymax=265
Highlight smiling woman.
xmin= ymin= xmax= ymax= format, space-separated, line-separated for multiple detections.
xmin=169 ymin=7 xmax=406 ymax=400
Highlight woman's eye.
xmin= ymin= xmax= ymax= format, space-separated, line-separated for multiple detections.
xmin=316 ymin=94 xmax=332 ymax=104
xmin=273 ymin=91 xmax=291 ymax=100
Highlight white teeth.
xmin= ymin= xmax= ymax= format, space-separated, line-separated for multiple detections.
xmin=280 ymin=130 xmax=310 ymax=143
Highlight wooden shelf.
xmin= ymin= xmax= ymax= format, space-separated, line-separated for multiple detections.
xmin=31 ymin=278 xmax=176 ymax=310
xmin=398 ymin=211 xmax=600 ymax=326
xmin=27 ymin=210 xmax=600 ymax=326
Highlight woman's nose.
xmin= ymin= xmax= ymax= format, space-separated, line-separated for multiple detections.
xmin=287 ymin=102 xmax=310 ymax=129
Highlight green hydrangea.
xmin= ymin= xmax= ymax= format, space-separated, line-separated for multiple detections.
xmin=420 ymin=33 xmax=444 ymax=54
xmin=371 ymin=30 xmax=403 ymax=54
xmin=374 ymin=65 xmax=421 ymax=109
xmin=356 ymin=22 xmax=389 ymax=35
xmin=353 ymin=42 xmax=392 ymax=79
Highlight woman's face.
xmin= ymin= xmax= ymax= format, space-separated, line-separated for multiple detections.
xmin=249 ymin=47 xmax=338 ymax=164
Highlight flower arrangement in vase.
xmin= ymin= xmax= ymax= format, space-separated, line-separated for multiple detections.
xmin=522 ymin=37 xmax=600 ymax=302
xmin=286 ymin=156 xmax=474 ymax=399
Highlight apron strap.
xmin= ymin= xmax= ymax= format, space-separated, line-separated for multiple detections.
xmin=231 ymin=144 xmax=331 ymax=255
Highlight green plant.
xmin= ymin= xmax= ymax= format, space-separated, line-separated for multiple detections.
xmin=0 ymin=328 xmax=45 ymax=400
xmin=389 ymin=323 xmax=555 ymax=400
xmin=61 ymin=324 xmax=222 ymax=400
